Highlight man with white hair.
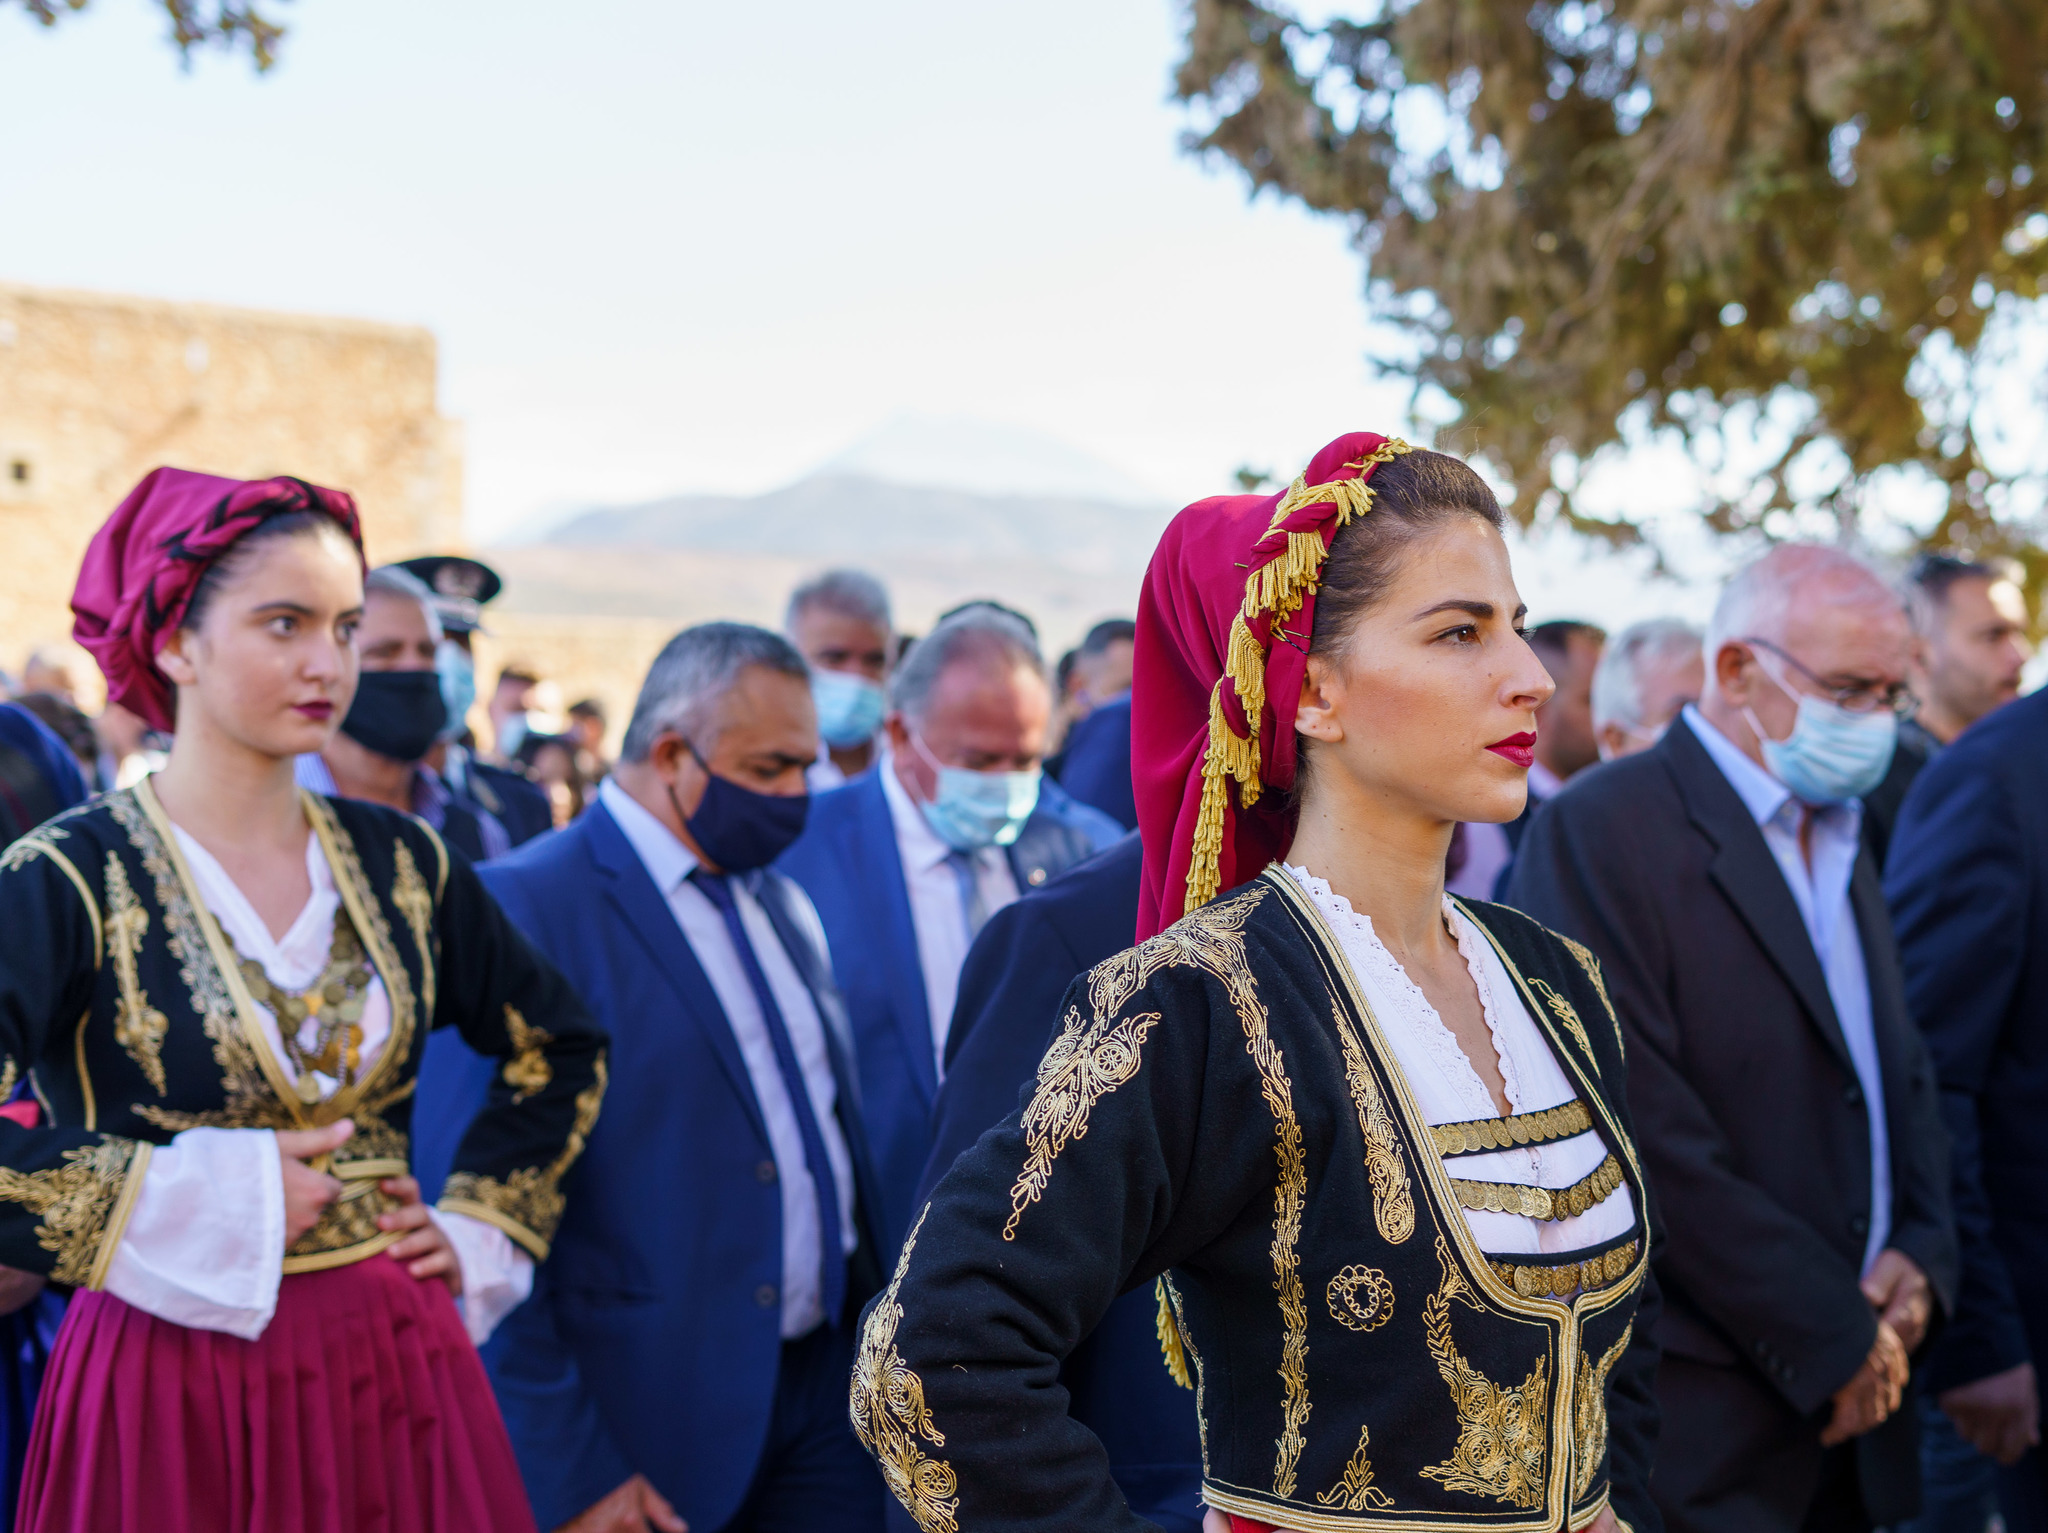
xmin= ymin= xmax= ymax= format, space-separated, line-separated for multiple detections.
xmin=778 ymin=605 xmax=1121 ymax=1255
xmin=1592 ymin=617 xmax=1706 ymax=761
xmin=1507 ymin=544 xmax=1957 ymax=1533
xmin=415 ymin=621 xmax=889 ymax=1532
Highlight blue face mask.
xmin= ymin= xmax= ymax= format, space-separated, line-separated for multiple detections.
xmin=909 ymin=732 xmax=1041 ymax=851
xmin=435 ymin=641 xmax=476 ymax=744
xmin=672 ymin=745 xmax=810 ymax=871
xmin=811 ymin=669 xmax=886 ymax=750
xmin=1744 ymin=657 xmax=1898 ymax=803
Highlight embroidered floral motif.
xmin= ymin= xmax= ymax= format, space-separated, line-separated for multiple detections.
xmin=1528 ymin=975 xmax=1597 ymax=1068
xmin=1574 ymin=1321 xmax=1633 ymax=1502
xmin=1002 ymin=1004 xmax=1161 ymax=1240
xmin=440 ymin=1056 xmax=606 ymax=1256
xmin=850 ymin=1205 xmax=959 ymax=1533
xmin=500 ymin=1005 xmax=554 ymax=1104
xmin=1316 ymin=1425 xmax=1396 ymax=1512
xmin=1421 ymin=1235 xmax=1550 ymax=1509
xmin=1558 ymin=934 xmax=1625 ymax=1058
xmin=0 ymin=1138 xmax=141 ymax=1286
xmin=102 ymin=852 xmax=169 ymax=1095
xmin=110 ymin=793 xmax=280 ymax=1131
xmin=1326 ymin=1264 xmax=1396 ymax=1333
xmin=307 ymin=798 xmax=418 ymax=1090
xmin=1332 ymin=999 xmax=1414 ymax=1244
xmin=390 ymin=841 xmax=437 ymax=1020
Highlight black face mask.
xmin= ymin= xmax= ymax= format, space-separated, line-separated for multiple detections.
xmin=341 ymin=670 xmax=449 ymax=764
xmin=669 ymin=745 xmax=810 ymax=871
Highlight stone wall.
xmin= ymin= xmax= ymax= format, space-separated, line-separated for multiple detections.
xmin=0 ymin=281 xmax=462 ymax=671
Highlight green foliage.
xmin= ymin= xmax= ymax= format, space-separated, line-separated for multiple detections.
xmin=15 ymin=0 xmax=286 ymax=70
xmin=1177 ymin=0 xmax=2048 ymax=572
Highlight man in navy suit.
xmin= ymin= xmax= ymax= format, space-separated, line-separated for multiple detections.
xmin=920 ymin=831 xmax=1202 ymax=1531
xmin=778 ymin=605 xmax=1119 ymax=1256
xmin=415 ymin=622 xmax=886 ymax=1533
xmin=1887 ymin=684 xmax=2048 ymax=1529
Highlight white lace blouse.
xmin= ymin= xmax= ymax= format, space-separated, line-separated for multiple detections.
xmin=95 ymin=825 xmax=530 ymax=1345
xmin=1282 ymin=864 xmax=1635 ymax=1257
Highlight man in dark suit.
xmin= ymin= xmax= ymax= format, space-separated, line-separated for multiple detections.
xmin=1507 ymin=544 xmax=1957 ymax=1532
xmin=416 ymin=622 xmax=886 ymax=1533
xmin=779 ymin=605 xmax=1119 ymax=1256
xmin=1887 ymin=685 xmax=2048 ymax=1529
xmin=918 ymin=830 xmax=1200 ymax=1531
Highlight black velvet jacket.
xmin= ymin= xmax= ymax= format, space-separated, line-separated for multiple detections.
xmin=0 ymin=780 xmax=607 ymax=1287
xmin=854 ymin=867 xmax=1661 ymax=1533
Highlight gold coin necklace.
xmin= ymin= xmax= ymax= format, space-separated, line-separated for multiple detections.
xmin=229 ymin=912 xmax=376 ymax=1104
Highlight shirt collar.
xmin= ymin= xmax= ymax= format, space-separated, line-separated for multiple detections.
xmin=598 ymin=775 xmax=702 ymax=894
xmin=878 ymin=752 xmax=954 ymax=873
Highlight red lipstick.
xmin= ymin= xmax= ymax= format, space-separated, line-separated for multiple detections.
xmin=294 ymin=701 xmax=334 ymax=721
xmin=1486 ymin=731 xmax=1536 ymax=770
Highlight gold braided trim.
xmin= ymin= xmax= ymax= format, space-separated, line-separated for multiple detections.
xmin=1183 ymin=437 xmax=1413 ymax=914
xmin=1490 ymin=1238 xmax=1640 ymax=1300
xmin=1451 ymin=1152 xmax=1623 ymax=1222
xmin=1155 ymin=1277 xmax=1192 ymax=1389
xmin=1432 ymin=1099 xmax=1593 ymax=1158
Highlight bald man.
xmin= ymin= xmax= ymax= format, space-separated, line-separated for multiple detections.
xmin=1507 ymin=545 xmax=1957 ymax=1533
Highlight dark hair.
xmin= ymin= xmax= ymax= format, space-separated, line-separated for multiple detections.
xmin=568 ymin=697 xmax=605 ymax=722
xmin=1307 ymin=450 xmax=1507 ymax=663
xmin=179 ymin=509 xmax=352 ymax=633
xmin=1906 ymin=552 xmax=2000 ymax=606
xmin=1079 ymin=618 xmax=1136 ymax=656
xmin=12 ymin=691 xmax=98 ymax=769
xmin=1525 ymin=618 xmax=1607 ymax=664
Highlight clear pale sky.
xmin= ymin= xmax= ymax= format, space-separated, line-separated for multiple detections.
xmin=0 ymin=0 xmax=1434 ymax=536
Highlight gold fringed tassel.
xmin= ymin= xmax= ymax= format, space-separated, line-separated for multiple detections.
xmin=1156 ymin=1278 xmax=1192 ymax=1389
xmin=1224 ymin=613 xmax=1267 ymax=731
xmin=1185 ymin=754 xmax=1229 ymax=915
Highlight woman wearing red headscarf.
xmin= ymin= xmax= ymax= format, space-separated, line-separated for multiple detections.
xmin=0 ymin=468 xmax=608 ymax=1533
xmin=850 ymin=436 xmax=1659 ymax=1533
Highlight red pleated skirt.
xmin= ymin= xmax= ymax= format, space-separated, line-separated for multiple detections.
xmin=16 ymin=1254 xmax=537 ymax=1533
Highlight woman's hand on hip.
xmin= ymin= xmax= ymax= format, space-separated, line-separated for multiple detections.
xmin=274 ymin=1120 xmax=352 ymax=1246
xmin=378 ymin=1175 xmax=463 ymax=1295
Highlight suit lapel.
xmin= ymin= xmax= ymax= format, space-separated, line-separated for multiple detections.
xmin=583 ymin=804 xmax=773 ymax=1147
xmin=856 ymin=775 xmax=938 ymax=1106
xmin=1663 ymin=723 xmax=1859 ymax=1077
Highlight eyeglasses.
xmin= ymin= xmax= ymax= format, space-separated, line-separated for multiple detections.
xmin=1741 ymin=638 xmax=1918 ymax=718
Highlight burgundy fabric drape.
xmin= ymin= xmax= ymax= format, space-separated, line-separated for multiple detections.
xmin=72 ymin=467 xmax=363 ymax=733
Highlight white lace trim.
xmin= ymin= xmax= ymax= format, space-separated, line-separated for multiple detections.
xmin=1281 ymin=864 xmax=1499 ymax=1122
xmin=1448 ymin=907 xmax=1528 ymax=1113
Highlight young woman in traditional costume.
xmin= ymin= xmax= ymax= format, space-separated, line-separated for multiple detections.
xmin=0 ymin=468 xmax=607 ymax=1533
xmin=851 ymin=434 xmax=1659 ymax=1533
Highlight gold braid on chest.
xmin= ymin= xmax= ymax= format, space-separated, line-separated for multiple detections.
xmin=225 ymin=910 xmax=376 ymax=1105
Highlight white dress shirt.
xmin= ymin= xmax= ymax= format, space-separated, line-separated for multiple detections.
xmin=1681 ymin=706 xmax=1891 ymax=1272
xmin=105 ymin=824 xmax=532 ymax=1345
xmin=598 ymin=777 xmax=856 ymax=1338
xmin=878 ymin=760 xmax=1020 ymax=1072
xmin=1284 ymin=865 xmax=1637 ymax=1257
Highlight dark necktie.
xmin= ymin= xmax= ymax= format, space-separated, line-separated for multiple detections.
xmin=691 ymin=869 xmax=847 ymax=1326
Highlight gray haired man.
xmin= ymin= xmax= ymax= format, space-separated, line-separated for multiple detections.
xmin=415 ymin=620 xmax=889 ymax=1533
xmin=1592 ymin=618 xmax=1706 ymax=762
xmin=777 ymin=605 xmax=1122 ymax=1255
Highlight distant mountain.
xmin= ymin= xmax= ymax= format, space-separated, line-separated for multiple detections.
xmin=543 ymin=472 xmax=1174 ymax=575
xmin=810 ymin=415 xmax=1162 ymax=505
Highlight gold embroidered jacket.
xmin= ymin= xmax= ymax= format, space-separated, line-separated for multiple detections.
xmin=853 ymin=868 xmax=1660 ymax=1533
xmin=0 ymin=781 xmax=607 ymax=1286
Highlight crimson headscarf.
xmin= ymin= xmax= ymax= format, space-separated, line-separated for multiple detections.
xmin=72 ymin=467 xmax=365 ymax=733
xmin=1132 ymin=431 xmax=1413 ymax=941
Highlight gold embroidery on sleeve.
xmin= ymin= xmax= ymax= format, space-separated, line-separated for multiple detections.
xmin=1316 ymin=1424 xmax=1396 ymax=1512
xmin=1 ymin=825 xmax=103 ymax=969
xmin=1574 ymin=1321 xmax=1633 ymax=1502
xmin=0 ymin=1138 xmax=144 ymax=1286
xmin=1333 ymin=1000 xmax=1414 ymax=1243
xmin=103 ymin=853 xmax=170 ymax=1095
xmin=1326 ymin=1264 xmax=1395 ymax=1333
xmin=1528 ymin=975 xmax=1597 ymax=1067
xmin=850 ymin=1205 xmax=959 ymax=1533
xmin=500 ymin=1005 xmax=554 ymax=1103
xmin=1421 ymin=1235 xmax=1550 ymax=1509
xmin=391 ymin=842 xmax=437 ymax=1020
xmin=438 ymin=1053 xmax=606 ymax=1259
xmin=1002 ymin=1004 xmax=1161 ymax=1240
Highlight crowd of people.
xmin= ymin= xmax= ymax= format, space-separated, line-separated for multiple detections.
xmin=0 ymin=444 xmax=2036 ymax=1533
